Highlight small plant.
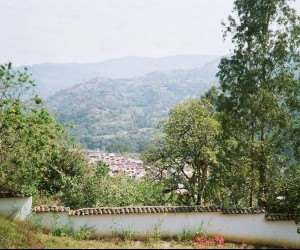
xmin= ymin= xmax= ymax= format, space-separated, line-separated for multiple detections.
xmin=148 ymin=218 xmax=163 ymax=242
xmin=52 ymin=226 xmax=72 ymax=237
xmin=175 ymin=225 xmax=206 ymax=242
xmin=119 ymin=226 xmax=135 ymax=242
xmin=72 ymin=225 xmax=95 ymax=240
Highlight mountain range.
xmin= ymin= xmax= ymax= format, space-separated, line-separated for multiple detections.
xmin=21 ymin=54 xmax=220 ymax=98
xmin=40 ymin=55 xmax=222 ymax=152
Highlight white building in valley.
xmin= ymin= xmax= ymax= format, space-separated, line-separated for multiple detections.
xmin=85 ymin=150 xmax=146 ymax=179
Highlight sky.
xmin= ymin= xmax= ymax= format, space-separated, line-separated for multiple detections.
xmin=1 ymin=0 xmax=300 ymax=66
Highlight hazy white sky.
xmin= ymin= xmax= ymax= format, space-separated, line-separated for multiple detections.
xmin=1 ymin=0 xmax=300 ymax=66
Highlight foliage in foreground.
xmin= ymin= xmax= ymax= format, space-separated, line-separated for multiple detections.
xmin=142 ymin=0 xmax=300 ymax=214
xmin=0 ymin=214 xmax=44 ymax=249
xmin=142 ymin=96 xmax=221 ymax=205
xmin=217 ymin=0 xmax=300 ymax=209
xmin=0 ymin=63 xmax=91 ymax=198
xmin=61 ymin=162 xmax=170 ymax=209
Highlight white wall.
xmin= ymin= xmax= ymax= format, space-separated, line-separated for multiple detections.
xmin=0 ymin=197 xmax=299 ymax=248
xmin=0 ymin=197 xmax=32 ymax=221
xmin=31 ymin=212 xmax=70 ymax=231
xmin=33 ymin=211 xmax=300 ymax=248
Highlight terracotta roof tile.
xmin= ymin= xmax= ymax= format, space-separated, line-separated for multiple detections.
xmin=221 ymin=208 xmax=265 ymax=214
xmin=33 ymin=205 xmax=70 ymax=213
xmin=33 ymin=205 xmax=294 ymax=221
xmin=265 ymin=213 xmax=298 ymax=221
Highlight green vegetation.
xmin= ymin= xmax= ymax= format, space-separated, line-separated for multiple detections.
xmin=44 ymin=64 xmax=218 ymax=153
xmin=61 ymin=162 xmax=170 ymax=209
xmin=217 ymin=0 xmax=300 ymax=209
xmin=0 ymin=62 xmax=92 ymax=199
xmin=0 ymin=63 xmax=169 ymax=208
xmin=0 ymin=0 xmax=299 ymax=235
xmin=142 ymin=97 xmax=221 ymax=205
xmin=143 ymin=0 xmax=300 ymax=214
xmin=0 ymin=214 xmax=44 ymax=249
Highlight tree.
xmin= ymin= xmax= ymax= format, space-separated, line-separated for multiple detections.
xmin=61 ymin=162 xmax=168 ymax=209
xmin=280 ymin=163 xmax=300 ymax=219
xmin=217 ymin=0 xmax=300 ymax=207
xmin=0 ymin=62 xmax=90 ymax=197
xmin=142 ymin=97 xmax=221 ymax=205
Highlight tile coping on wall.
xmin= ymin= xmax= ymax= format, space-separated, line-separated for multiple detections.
xmin=33 ymin=205 xmax=271 ymax=216
xmin=265 ymin=213 xmax=299 ymax=221
xmin=33 ymin=205 xmax=70 ymax=212
xmin=32 ymin=205 xmax=300 ymax=221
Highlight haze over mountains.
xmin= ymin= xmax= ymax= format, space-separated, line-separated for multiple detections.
xmin=36 ymin=54 xmax=222 ymax=152
xmin=21 ymin=54 xmax=220 ymax=98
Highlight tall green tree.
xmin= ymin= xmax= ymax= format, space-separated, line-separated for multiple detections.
xmin=142 ymin=97 xmax=221 ymax=205
xmin=217 ymin=0 xmax=300 ymax=207
xmin=0 ymin=62 xmax=89 ymax=197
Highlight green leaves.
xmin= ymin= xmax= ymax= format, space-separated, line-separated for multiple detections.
xmin=143 ymin=96 xmax=221 ymax=205
xmin=61 ymin=172 xmax=168 ymax=209
xmin=217 ymin=0 xmax=300 ymax=208
xmin=0 ymin=62 xmax=90 ymax=198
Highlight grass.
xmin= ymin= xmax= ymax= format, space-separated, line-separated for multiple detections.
xmin=0 ymin=214 xmax=44 ymax=249
xmin=0 ymin=214 xmax=277 ymax=249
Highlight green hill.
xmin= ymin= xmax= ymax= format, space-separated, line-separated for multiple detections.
xmin=45 ymin=60 xmax=220 ymax=152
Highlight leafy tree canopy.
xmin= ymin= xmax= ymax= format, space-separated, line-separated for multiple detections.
xmin=142 ymin=95 xmax=221 ymax=205
xmin=217 ymin=0 xmax=300 ymax=207
xmin=0 ymin=62 xmax=90 ymax=197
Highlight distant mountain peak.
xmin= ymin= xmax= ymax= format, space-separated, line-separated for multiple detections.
xmin=21 ymin=54 xmax=221 ymax=98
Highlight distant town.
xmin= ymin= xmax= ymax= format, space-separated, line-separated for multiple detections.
xmin=84 ymin=149 xmax=194 ymax=185
xmin=84 ymin=149 xmax=149 ymax=179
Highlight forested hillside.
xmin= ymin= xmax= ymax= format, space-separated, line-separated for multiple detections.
xmin=45 ymin=59 xmax=219 ymax=152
